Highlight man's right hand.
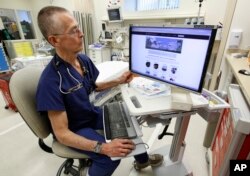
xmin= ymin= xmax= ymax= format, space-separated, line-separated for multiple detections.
xmin=101 ymin=138 xmax=135 ymax=157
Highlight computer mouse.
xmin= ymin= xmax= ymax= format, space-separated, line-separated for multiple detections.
xmin=238 ymin=69 xmax=250 ymax=76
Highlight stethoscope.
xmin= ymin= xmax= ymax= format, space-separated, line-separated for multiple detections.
xmin=53 ymin=54 xmax=95 ymax=94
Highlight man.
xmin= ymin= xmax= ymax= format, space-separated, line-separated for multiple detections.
xmin=36 ymin=6 xmax=163 ymax=176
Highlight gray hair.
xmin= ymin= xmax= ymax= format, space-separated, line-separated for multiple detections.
xmin=37 ymin=6 xmax=69 ymax=40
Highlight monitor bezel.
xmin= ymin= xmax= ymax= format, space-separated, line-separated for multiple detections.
xmin=129 ymin=25 xmax=217 ymax=93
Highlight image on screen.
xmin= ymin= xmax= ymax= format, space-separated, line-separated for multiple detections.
xmin=129 ymin=26 xmax=217 ymax=93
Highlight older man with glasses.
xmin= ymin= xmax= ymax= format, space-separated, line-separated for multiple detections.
xmin=36 ymin=6 xmax=163 ymax=176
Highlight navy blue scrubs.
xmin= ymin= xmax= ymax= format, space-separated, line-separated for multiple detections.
xmin=36 ymin=54 xmax=148 ymax=176
xmin=36 ymin=54 xmax=101 ymax=132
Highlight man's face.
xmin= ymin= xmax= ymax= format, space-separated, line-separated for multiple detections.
xmin=51 ymin=12 xmax=84 ymax=55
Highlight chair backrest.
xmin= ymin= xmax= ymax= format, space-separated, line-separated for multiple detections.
xmin=9 ymin=67 xmax=51 ymax=139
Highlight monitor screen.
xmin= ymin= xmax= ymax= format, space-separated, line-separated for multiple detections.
xmin=107 ymin=7 xmax=121 ymax=22
xmin=129 ymin=26 xmax=217 ymax=93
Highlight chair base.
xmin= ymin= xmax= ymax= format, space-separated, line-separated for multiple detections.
xmin=56 ymin=158 xmax=92 ymax=176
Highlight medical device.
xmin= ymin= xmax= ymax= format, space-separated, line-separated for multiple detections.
xmin=129 ymin=25 xmax=217 ymax=93
xmin=107 ymin=7 xmax=122 ymax=22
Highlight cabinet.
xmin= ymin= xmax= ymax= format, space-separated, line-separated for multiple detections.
xmin=211 ymin=85 xmax=250 ymax=176
xmin=88 ymin=45 xmax=111 ymax=65
xmin=210 ymin=55 xmax=250 ymax=176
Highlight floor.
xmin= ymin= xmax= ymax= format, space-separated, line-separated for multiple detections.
xmin=0 ymin=94 xmax=211 ymax=176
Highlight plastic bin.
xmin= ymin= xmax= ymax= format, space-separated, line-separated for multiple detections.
xmin=198 ymin=89 xmax=230 ymax=148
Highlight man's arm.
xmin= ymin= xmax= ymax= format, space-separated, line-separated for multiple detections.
xmin=48 ymin=110 xmax=135 ymax=157
xmin=48 ymin=111 xmax=96 ymax=151
xmin=95 ymin=71 xmax=133 ymax=92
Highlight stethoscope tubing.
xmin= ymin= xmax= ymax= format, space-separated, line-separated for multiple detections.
xmin=53 ymin=54 xmax=94 ymax=94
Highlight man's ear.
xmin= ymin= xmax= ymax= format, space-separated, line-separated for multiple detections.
xmin=47 ymin=35 xmax=58 ymax=47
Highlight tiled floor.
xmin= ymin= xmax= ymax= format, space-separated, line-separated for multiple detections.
xmin=0 ymin=94 xmax=211 ymax=176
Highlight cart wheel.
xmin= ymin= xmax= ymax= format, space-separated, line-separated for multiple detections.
xmin=5 ymin=105 xmax=9 ymax=109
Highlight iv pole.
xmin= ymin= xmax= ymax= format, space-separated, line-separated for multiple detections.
xmin=197 ymin=0 xmax=204 ymax=23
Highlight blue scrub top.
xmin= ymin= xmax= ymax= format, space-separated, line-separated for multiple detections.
xmin=36 ymin=54 xmax=101 ymax=132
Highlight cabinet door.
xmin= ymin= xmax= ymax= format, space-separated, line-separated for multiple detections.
xmin=94 ymin=51 xmax=102 ymax=64
xmin=89 ymin=49 xmax=102 ymax=65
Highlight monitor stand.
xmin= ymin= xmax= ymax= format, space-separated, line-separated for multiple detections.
xmin=127 ymin=111 xmax=195 ymax=176
xmin=152 ymin=144 xmax=192 ymax=176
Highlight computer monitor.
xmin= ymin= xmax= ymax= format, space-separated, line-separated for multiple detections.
xmin=107 ymin=7 xmax=122 ymax=22
xmin=129 ymin=25 xmax=217 ymax=93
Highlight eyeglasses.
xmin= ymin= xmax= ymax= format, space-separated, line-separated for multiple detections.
xmin=52 ymin=25 xmax=82 ymax=36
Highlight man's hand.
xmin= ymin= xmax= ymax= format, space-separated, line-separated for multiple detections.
xmin=117 ymin=71 xmax=134 ymax=84
xmin=95 ymin=71 xmax=138 ymax=91
xmin=101 ymin=138 xmax=135 ymax=157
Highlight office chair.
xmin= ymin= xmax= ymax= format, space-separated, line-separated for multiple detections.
xmin=9 ymin=67 xmax=92 ymax=176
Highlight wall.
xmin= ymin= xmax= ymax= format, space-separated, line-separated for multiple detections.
xmin=29 ymin=0 xmax=76 ymax=40
xmin=92 ymin=0 xmax=228 ymax=40
xmin=1 ymin=0 xmax=228 ymax=42
xmin=227 ymin=0 xmax=250 ymax=49
xmin=93 ymin=0 xmax=207 ymax=20
xmin=0 ymin=0 xmax=94 ymax=40
xmin=0 ymin=0 xmax=75 ymax=40
xmin=218 ymin=0 xmax=250 ymax=91
xmin=0 ymin=0 xmax=33 ymax=9
xmin=205 ymin=0 xmax=227 ymax=25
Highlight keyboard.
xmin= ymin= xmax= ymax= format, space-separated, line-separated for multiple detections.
xmin=104 ymin=101 xmax=136 ymax=140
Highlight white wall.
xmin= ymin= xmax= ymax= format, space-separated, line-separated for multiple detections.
xmin=1 ymin=0 xmax=228 ymax=42
xmin=228 ymin=0 xmax=250 ymax=49
xmin=218 ymin=0 xmax=250 ymax=91
xmin=92 ymin=0 xmax=228 ymax=40
xmin=30 ymin=0 xmax=76 ymax=40
xmin=93 ymin=0 xmax=208 ymax=20
xmin=0 ymin=0 xmax=33 ymax=10
xmin=0 ymin=0 xmax=89 ymax=40
xmin=205 ymin=0 xmax=228 ymax=25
